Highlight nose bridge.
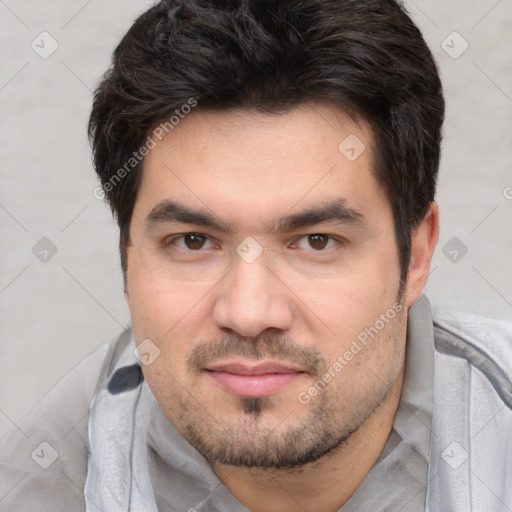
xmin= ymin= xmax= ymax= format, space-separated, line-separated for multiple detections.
xmin=212 ymin=251 xmax=292 ymax=336
xmin=232 ymin=253 xmax=272 ymax=307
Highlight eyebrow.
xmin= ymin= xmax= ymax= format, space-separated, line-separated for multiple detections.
xmin=145 ymin=199 xmax=365 ymax=233
xmin=146 ymin=201 xmax=234 ymax=232
xmin=275 ymin=200 xmax=365 ymax=231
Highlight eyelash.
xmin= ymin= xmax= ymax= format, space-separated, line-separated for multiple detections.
xmin=163 ymin=233 xmax=345 ymax=252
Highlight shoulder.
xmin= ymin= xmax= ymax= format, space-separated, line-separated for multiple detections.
xmin=0 ymin=331 xmax=129 ymax=512
xmin=432 ymin=305 xmax=512 ymax=408
xmin=427 ymin=306 xmax=512 ymax=508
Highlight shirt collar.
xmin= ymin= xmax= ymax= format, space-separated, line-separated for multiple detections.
xmin=395 ymin=294 xmax=436 ymax=460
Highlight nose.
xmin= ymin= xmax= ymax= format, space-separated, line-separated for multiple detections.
xmin=212 ymin=251 xmax=293 ymax=338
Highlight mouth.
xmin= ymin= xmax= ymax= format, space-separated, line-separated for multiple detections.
xmin=204 ymin=360 xmax=307 ymax=398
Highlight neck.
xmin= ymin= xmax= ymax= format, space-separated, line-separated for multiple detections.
xmin=211 ymin=370 xmax=404 ymax=512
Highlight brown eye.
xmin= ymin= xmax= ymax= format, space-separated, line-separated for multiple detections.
xmin=183 ymin=233 xmax=207 ymax=250
xmin=308 ymin=234 xmax=329 ymax=250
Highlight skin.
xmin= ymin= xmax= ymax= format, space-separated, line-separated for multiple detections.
xmin=125 ymin=102 xmax=439 ymax=511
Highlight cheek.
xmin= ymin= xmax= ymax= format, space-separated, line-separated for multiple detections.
xmin=127 ymin=275 xmax=207 ymax=395
xmin=126 ymin=261 xmax=211 ymax=343
xmin=287 ymin=247 xmax=401 ymax=375
xmin=294 ymin=257 xmax=398 ymax=332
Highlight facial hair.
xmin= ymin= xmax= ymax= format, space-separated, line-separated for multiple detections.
xmin=172 ymin=309 xmax=405 ymax=469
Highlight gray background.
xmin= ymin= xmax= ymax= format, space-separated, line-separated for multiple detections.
xmin=1 ymin=0 xmax=511 ymax=439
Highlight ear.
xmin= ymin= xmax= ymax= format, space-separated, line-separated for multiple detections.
xmin=405 ymin=202 xmax=439 ymax=307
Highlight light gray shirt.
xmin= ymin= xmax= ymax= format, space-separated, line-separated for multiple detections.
xmin=1 ymin=295 xmax=511 ymax=511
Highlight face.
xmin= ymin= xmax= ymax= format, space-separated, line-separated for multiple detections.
xmin=126 ymin=103 xmax=409 ymax=469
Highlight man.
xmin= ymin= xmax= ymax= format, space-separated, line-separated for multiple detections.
xmin=1 ymin=0 xmax=511 ymax=510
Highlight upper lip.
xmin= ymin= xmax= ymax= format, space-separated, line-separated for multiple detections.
xmin=205 ymin=360 xmax=305 ymax=375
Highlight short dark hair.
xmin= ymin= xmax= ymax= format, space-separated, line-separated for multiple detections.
xmin=89 ymin=0 xmax=444 ymax=289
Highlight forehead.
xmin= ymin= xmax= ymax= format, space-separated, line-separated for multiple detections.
xmin=133 ymin=102 xmax=390 ymax=229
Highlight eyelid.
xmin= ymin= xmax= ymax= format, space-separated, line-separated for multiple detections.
xmin=289 ymin=234 xmax=345 ymax=251
xmin=164 ymin=232 xmax=217 ymax=250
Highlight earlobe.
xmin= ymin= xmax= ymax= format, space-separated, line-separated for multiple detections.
xmin=405 ymin=202 xmax=439 ymax=307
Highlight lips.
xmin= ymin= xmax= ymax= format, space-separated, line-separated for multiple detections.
xmin=205 ymin=360 xmax=306 ymax=398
